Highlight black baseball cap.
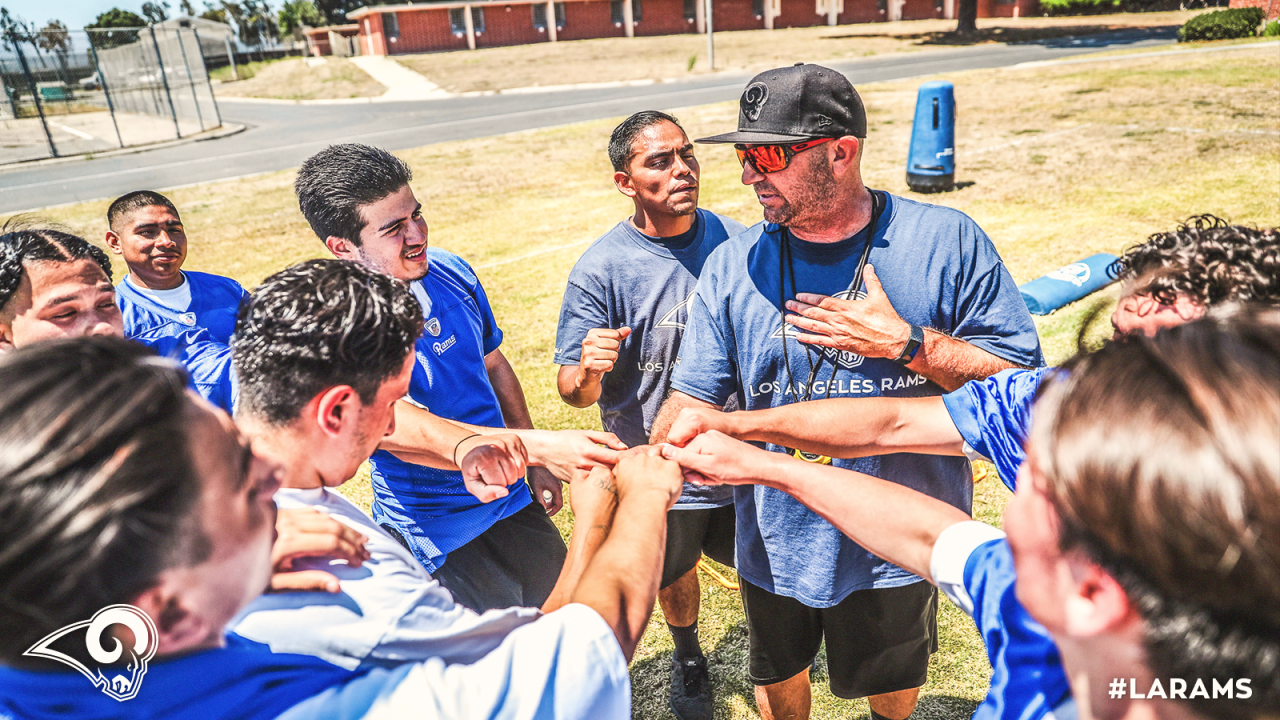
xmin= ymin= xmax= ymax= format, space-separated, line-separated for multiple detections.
xmin=696 ymin=63 xmax=867 ymax=144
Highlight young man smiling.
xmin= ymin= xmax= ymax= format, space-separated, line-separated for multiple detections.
xmin=554 ymin=110 xmax=746 ymax=720
xmin=295 ymin=144 xmax=625 ymax=613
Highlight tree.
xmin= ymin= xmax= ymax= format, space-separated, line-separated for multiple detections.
xmin=955 ymin=0 xmax=977 ymax=35
xmin=278 ymin=0 xmax=322 ymax=37
xmin=141 ymin=0 xmax=171 ymax=24
xmin=35 ymin=19 xmax=70 ymax=77
xmin=180 ymin=0 xmax=197 ymax=16
xmin=200 ymin=2 xmax=228 ymax=22
xmin=85 ymin=7 xmax=147 ymax=48
xmin=221 ymin=0 xmax=278 ymax=57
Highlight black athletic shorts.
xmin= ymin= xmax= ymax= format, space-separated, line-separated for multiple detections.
xmin=740 ymin=577 xmax=938 ymax=699
xmin=660 ymin=504 xmax=736 ymax=589
xmin=384 ymin=497 xmax=567 ymax=613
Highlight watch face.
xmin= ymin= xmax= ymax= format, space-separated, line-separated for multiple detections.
xmin=791 ymin=448 xmax=833 ymax=465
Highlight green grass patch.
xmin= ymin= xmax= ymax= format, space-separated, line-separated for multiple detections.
xmin=11 ymin=48 xmax=1278 ymax=719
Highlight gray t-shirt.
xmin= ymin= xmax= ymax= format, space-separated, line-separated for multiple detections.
xmin=555 ymin=208 xmax=746 ymax=507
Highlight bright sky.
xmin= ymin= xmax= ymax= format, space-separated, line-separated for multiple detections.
xmin=2 ymin=0 xmax=147 ymax=29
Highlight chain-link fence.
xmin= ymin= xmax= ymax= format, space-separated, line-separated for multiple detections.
xmin=0 ymin=25 xmax=222 ymax=165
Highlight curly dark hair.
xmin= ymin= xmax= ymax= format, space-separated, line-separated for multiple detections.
xmin=0 ymin=222 xmax=113 ymax=315
xmin=233 ymin=258 xmax=423 ymax=427
xmin=1113 ymin=214 xmax=1279 ymax=308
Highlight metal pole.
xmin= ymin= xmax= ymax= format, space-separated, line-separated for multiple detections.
xmin=223 ymin=33 xmax=238 ymax=81
xmin=175 ymin=29 xmax=206 ymax=131
xmin=193 ymin=28 xmax=222 ymax=128
xmin=705 ymin=0 xmax=714 ymax=71
xmin=8 ymin=28 xmax=57 ymax=157
xmin=88 ymin=40 xmax=125 ymax=149
xmin=149 ymin=25 xmax=183 ymax=139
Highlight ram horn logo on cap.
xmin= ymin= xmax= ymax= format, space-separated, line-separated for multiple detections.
xmin=742 ymin=82 xmax=769 ymax=122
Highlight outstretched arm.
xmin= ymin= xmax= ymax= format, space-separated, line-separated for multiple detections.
xmin=662 ymin=432 xmax=969 ymax=580
xmin=649 ymin=389 xmax=721 ymax=445
xmin=666 ymin=395 xmax=964 ymax=461
xmin=541 ymin=466 xmax=619 ymax=614
xmin=568 ymin=450 xmax=683 ymax=661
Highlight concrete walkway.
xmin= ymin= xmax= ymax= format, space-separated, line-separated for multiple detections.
xmin=349 ymin=56 xmax=451 ymax=101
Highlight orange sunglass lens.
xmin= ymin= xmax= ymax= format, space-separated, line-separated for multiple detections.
xmin=736 ymin=145 xmax=788 ymax=173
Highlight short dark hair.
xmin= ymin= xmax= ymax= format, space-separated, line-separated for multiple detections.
xmin=1032 ymin=305 xmax=1280 ymax=719
xmin=0 ymin=337 xmax=210 ymax=662
xmin=608 ymin=111 xmax=684 ymax=172
xmin=1114 ymin=215 xmax=1280 ymax=308
xmin=294 ymin=144 xmax=413 ymax=246
xmin=0 ymin=222 xmax=113 ymax=316
xmin=106 ymin=190 xmax=180 ymax=232
xmin=234 ymin=259 xmax=423 ymax=427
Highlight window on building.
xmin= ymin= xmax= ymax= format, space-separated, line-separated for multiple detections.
xmin=753 ymin=0 xmax=764 ymax=16
xmin=533 ymin=2 xmax=566 ymax=28
xmin=383 ymin=12 xmax=399 ymax=39
xmin=450 ymin=7 xmax=485 ymax=33
xmin=684 ymin=0 xmax=697 ymax=21
xmin=877 ymin=0 xmax=887 ymax=11
xmin=610 ymin=0 xmax=641 ymax=24
xmin=934 ymin=0 xmax=944 ymax=9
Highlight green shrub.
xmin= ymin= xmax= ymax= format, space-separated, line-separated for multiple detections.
xmin=1040 ymin=0 xmax=1119 ymax=16
xmin=1264 ymin=19 xmax=1280 ymax=36
xmin=1178 ymin=7 xmax=1266 ymax=42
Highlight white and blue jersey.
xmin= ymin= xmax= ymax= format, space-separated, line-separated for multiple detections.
xmin=116 ymin=270 xmax=248 ymax=345
xmin=554 ymin=209 xmax=747 ymax=507
xmin=132 ymin=322 xmax=237 ymax=412
xmin=369 ymin=249 xmax=529 ymax=574
xmin=942 ymin=367 xmax=1054 ymax=491
xmin=671 ymin=193 xmax=1044 ymax=606
xmin=0 ymin=604 xmax=630 ymax=720
xmin=931 ymin=521 xmax=1075 ymax=720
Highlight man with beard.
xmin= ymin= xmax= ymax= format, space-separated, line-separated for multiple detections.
xmin=650 ymin=64 xmax=1043 ymax=720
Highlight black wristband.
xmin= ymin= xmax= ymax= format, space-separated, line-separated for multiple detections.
xmin=453 ymin=433 xmax=481 ymax=466
xmin=894 ymin=324 xmax=924 ymax=365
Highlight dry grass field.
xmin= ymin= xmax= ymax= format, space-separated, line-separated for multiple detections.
xmin=11 ymin=42 xmax=1278 ymax=719
xmin=212 ymin=57 xmax=385 ymax=100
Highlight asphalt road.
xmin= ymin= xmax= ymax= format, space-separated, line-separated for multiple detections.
xmin=0 ymin=26 xmax=1176 ymax=214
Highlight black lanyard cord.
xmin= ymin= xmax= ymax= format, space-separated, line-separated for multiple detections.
xmin=778 ymin=189 xmax=884 ymax=404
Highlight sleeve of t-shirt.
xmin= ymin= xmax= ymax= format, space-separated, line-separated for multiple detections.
xmin=930 ymin=520 xmax=1008 ymax=620
xmin=449 ymin=254 xmax=504 ymax=357
xmin=941 ymin=367 xmax=1049 ymax=492
xmin=949 ymin=224 xmax=1045 ymax=369
xmin=669 ymin=279 xmax=737 ymax=407
xmin=554 ymin=277 xmax=609 ymax=366
xmin=278 ymin=603 xmax=630 ymax=720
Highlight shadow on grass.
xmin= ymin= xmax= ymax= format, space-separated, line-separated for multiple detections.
xmin=631 ymin=619 xmax=986 ymax=719
xmin=820 ymin=24 xmax=1178 ymax=47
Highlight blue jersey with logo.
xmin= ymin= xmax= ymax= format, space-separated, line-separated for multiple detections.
xmin=943 ymin=367 xmax=1053 ymax=492
xmin=671 ymin=193 xmax=1043 ymax=605
xmin=116 ymin=270 xmax=248 ymax=345
xmin=932 ymin=522 xmax=1075 ymax=720
xmin=369 ymin=249 xmax=529 ymax=574
xmin=131 ymin=322 xmax=237 ymax=413
xmin=554 ymin=209 xmax=747 ymax=507
xmin=0 ymin=604 xmax=631 ymax=720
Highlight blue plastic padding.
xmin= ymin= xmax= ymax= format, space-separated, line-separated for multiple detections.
xmin=907 ymin=81 xmax=956 ymax=177
xmin=1018 ymin=253 xmax=1120 ymax=315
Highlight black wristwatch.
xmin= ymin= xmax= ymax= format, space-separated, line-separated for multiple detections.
xmin=894 ymin=324 xmax=924 ymax=365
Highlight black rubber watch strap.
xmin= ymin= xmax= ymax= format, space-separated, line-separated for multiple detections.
xmin=895 ymin=324 xmax=924 ymax=365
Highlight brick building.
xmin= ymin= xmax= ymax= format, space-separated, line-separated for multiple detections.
xmin=1228 ymin=0 xmax=1279 ymax=20
xmin=333 ymin=0 xmax=1038 ymax=56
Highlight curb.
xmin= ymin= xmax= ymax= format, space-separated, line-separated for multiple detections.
xmin=1012 ymin=39 xmax=1278 ymax=68
xmin=0 ymin=123 xmax=248 ymax=172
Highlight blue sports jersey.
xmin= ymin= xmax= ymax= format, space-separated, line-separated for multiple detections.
xmin=931 ymin=521 xmax=1075 ymax=720
xmin=116 ymin=270 xmax=249 ymax=345
xmin=671 ymin=193 xmax=1044 ymax=606
xmin=942 ymin=367 xmax=1053 ymax=492
xmin=369 ymin=249 xmax=530 ymax=574
xmin=0 ymin=604 xmax=630 ymax=720
xmin=554 ymin=209 xmax=747 ymax=507
xmin=132 ymin=322 xmax=237 ymax=412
